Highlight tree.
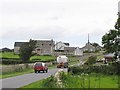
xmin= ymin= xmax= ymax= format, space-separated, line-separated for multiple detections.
xmin=102 ymin=30 xmax=119 ymax=53
xmin=115 ymin=17 xmax=120 ymax=30
xmin=91 ymin=43 xmax=99 ymax=48
xmin=86 ymin=55 xmax=97 ymax=65
xmin=19 ymin=39 xmax=36 ymax=61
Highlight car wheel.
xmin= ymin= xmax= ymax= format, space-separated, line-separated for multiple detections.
xmin=35 ymin=70 xmax=37 ymax=73
xmin=38 ymin=71 xmax=40 ymax=73
xmin=43 ymin=70 xmax=44 ymax=73
xmin=46 ymin=70 xmax=48 ymax=73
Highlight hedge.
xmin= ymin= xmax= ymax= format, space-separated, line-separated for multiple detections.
xmin=2 ymin=59 xmax=52 ymax=65
xmin=68 ymin=62 xmax=120 ymax=75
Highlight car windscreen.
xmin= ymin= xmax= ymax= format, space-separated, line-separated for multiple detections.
xmin=35 ymin=63 xmax=42 ymax=66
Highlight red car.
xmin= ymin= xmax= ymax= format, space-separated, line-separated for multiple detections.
xmin=33 ymin=62 xmax=48 ymax=73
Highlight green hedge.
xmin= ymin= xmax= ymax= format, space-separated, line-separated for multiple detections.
xmin=1 ymin=57 xmax=20 ymax=60
xmin=85 ymin=55 xmax=97 ymax=65
xmin=68 ymin=62 xmax=120 ymax=75
xmin=2 ymin=60 xmax=51 ymax=65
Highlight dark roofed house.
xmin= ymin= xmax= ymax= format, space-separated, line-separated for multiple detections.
xmin=63 ymin=43 xmax=70 ymax=46
xmin=1 ymin=48 xmax=12 ymax=52
xmin=14 ymin=42 xmax=28 ymax=54
xmin=55 ymin=41 xmax=70 ymax=51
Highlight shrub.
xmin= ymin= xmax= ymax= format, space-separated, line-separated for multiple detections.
xmin=86 ymin=55 xmax=97 ymax=65
xmin=2 ymin=60 xmax=23 ymax=65
xmin=42 ymin=75 xmax=57 ymax=88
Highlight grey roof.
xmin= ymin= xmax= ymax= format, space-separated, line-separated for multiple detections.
xmin=64 ymin=47 xmax=75 ymax=52
xmin=82 ymin=43 xmax=95 ymax=49
xmin=14 ymin=42 xmax=28 ymax=47
xmin=2 ymin=48 xmax=12 ymax=52
xmin=104 ymin=53 xmax=114 ymax=58
xmin=63 ymin=43 xmax=69 ymax=46
xmin=36 ymin=40 xmax=54 ymax=45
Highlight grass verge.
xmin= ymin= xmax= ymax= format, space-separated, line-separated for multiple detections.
xmin=1 ymin=64 xmax=56 ymax=79
xmin=19 ymin=73 xmax=119 ymax=88
xmin=1 ymin=68 xmax=33 ymax=79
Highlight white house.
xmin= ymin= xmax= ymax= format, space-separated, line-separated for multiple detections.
xmin=55 ymin=41 xmax=69 ymax=51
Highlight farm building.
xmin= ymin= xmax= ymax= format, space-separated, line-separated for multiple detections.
xmin=64 ymin=47 xmax=83 ymax=56
xmin=14 ymin=39 xmax=55 ymax=55
xmin=35 ymin=39 xmax=55 ymax=55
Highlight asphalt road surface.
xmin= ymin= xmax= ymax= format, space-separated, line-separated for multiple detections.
xmin=2 ymin=68 xmax=67 ymax=88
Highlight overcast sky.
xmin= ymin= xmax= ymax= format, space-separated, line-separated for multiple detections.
xmin=0 ymin=0 xmax=119 ymax=49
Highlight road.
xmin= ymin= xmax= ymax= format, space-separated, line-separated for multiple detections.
xmin=1 ymin=53 xmax=98 ymax=89
xmin=1 ymin=68 xmax=67 ymax=89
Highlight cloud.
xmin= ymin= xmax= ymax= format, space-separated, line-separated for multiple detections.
xmin=1 ymin=26 xmax=66 ymax=40
xmin=0 ymin=0 xmax=119 ymax=48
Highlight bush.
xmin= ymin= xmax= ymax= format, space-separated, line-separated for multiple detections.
xmin=86 ymin=55 xmax=97 ymax=65
xmin=2 ymin=60 xmax=23 ymax=65
xmin=42 ymin=75 xmax=57 ymax=88
xmin=2 ymin=59 xmax=52 ymax=65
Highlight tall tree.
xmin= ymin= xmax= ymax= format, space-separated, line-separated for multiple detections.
xmin=115 ymin=17 xmax=120 ymax=30
xmin=102 ymin=30 xmax=119 ymax=53
xmin=19 ymin=39 xmax=36 ymax=61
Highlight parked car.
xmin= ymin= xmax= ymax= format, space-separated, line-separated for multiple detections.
xmin=33 ymin=62 xmax=48 ymax=73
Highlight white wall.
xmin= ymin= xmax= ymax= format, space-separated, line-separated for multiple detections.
xmin=55 ymin=42 xmax=68 ymax=50
xmin=74 ymin=47 xmax=83 ymax=56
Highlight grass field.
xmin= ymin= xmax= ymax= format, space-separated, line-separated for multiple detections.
xmin=1 ymin=52 xmax=56 ymax=61
xmin=30 ymin=55 xmax=56 ymax=61
xmin=60 ymin=73 xmax=119 ymax=88
xmin=20 ymin=73 xmax=119 ymax=88
xmin=0 ymin=52 xmax=19 ymax=59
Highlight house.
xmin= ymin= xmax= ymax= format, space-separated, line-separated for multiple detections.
xmin=35 ymin=39 xmax=55 ymax=55
xmin=103 ymin=53 xmax=114 ymax=63
xmin=1 ymin=48 xmax=12 ymax=52
xmin=64 ymin=47 xmax=83 ymax=56
xmin=14 ymin=42 xmax=28 ymax=54
xmin=82 ymin=34 xmax=96 ymax=52
xmin=14 ymin=39 xmax=55 ymax=55
xmin=54 ymin=41 xmax=69 ymax=51
xmin=64 ymin=47 xmax=75 ymax=55
xmin=82 ymin=43 xmax=96 ymax=52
